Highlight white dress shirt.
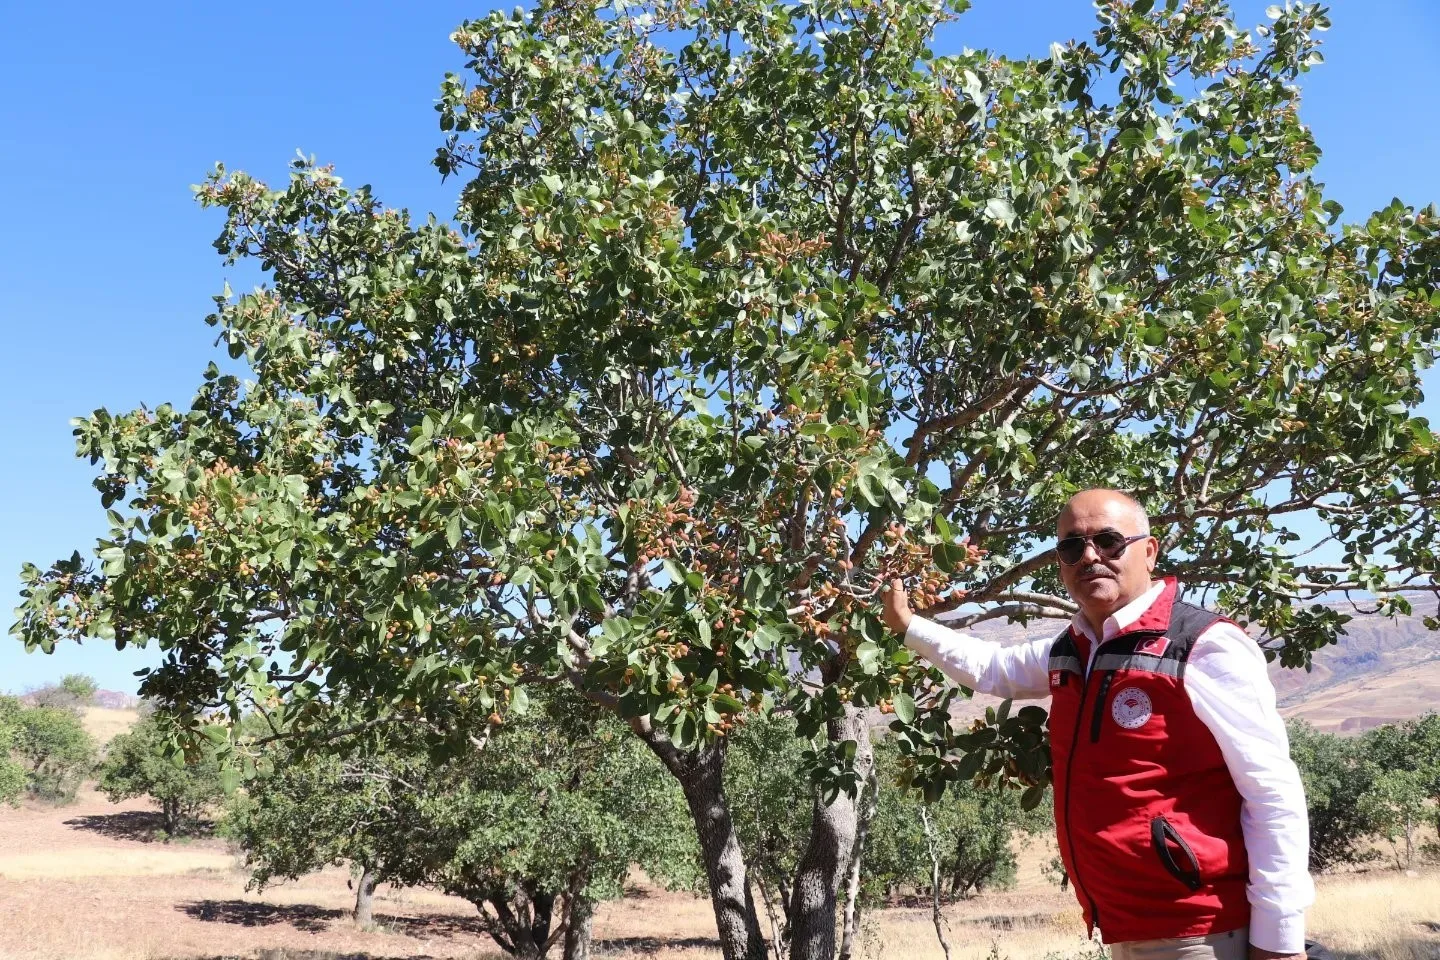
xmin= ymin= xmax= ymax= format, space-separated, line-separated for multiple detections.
xmin=904 ymin=581 xmax=1314 ymax=954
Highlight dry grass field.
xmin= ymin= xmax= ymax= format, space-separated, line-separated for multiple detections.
xmin=2 ymin=784 xmax=1436 ymax=960
xmin=82 ymin=708 xmax=144 ymax=749
xmin=1277 ymin=658 xmax=1440 ymax=734
xmin=3 ymin=674 xmax=1435 ymax=960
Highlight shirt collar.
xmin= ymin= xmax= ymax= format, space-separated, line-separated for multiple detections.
xmin=1071 ymin=578 xmax=1167 ymax=644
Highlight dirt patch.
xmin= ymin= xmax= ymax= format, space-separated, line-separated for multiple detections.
xmin=4 ymin=785 xmax=1437 ymax=960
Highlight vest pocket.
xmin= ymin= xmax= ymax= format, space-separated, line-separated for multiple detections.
xmin=1150 ymin=815 xmax=1203 ymax=891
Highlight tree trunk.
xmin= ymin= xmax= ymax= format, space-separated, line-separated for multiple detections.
xmin=837 ymin=764 xmax=878 ymax=960
xmin=563 ymin=894 xmax=594 ymax=960
xmin=531 ymin=890 xmax=555 ymax=948
xmin=670 ymin=742 xmax=769 ymax=960
xmin=787 ymin=704 xmax=875 ymax=960
xmin=353 ymin=863 xmax=377 ymax=927
xmin=477 ymin=887 xmax=553 ymax=960
xmin=162 ymin=797 xmax=181 ymax=836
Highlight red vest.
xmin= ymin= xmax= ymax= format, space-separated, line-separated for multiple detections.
xmin=1047 ymin=579 xmax=1250 ymax=943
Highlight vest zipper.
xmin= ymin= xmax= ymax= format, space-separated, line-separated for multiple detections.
xmin=1063 ymin=671 xmax=1101 ymax=934
xmin=1090 ymin=671 xmax=1115 ymax=742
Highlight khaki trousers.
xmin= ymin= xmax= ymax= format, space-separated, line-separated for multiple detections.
xmin=1110 ymin=927 xmax=1248 ymax=960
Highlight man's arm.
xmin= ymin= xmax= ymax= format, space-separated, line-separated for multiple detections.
xmin=883 ymin=580 xmax=1055 ymax=700
xmin=1185 ymin=621 xmax=1314 ymax=960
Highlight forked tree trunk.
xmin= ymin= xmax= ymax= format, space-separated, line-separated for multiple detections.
xmin=787 ymin=705 xmax=875 ymax=960
xmin=353 ymin=863 xmax=377 ymax=927
xmin=473 ymin=886 xmax=556 ymax=960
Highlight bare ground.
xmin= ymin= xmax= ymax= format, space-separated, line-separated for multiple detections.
xmin=3 ymin=786 xmax=1438 ymax=960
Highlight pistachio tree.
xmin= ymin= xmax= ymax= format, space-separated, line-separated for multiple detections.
xmin=98 ymin=710 xmax=226 ymax=836
xmin=13 ymin=1 xmax=1440 ymax=958
xmin=226 ymin=690 xmax=696 ymax=957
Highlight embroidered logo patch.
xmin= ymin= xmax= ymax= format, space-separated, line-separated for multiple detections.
xmin=1110 ymin=687 xmax=1153 ymax=729
xmin=1049 ymin=670 xmax=1065 ymax=688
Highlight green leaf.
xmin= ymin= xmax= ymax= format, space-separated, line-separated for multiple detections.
xmin=984 ymin=198 xmax=1015 ymax=223
xmin=892 ymin=691 xmax=916 ymax=724
xmin=579 ymin=582 xmax=606 ymax=617
xmin=1017 ymin=705 xmax=1049 ymax=726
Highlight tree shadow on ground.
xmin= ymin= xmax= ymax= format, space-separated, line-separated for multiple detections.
xmin=180 ymin=900 xmax=493 ymax=942
xmin=592 ymin=935 xmax=723 ymax=954
xmin=381 ymin=913 xmax=491 ymax=938
xmin=65 ymin=810 xmax=214 ymax=843
xmin=179 ymin=899 xmax=345 ymax=932
xmin=965 ymin=912 xmax=1058 ymax=931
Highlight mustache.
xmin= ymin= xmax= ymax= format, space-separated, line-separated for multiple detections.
xmin=1078 ymin=564 xmax=1113 ymax=578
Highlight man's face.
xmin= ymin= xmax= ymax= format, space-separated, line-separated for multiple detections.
xmin=1057 ymin=493 xmax=1158 ymax=625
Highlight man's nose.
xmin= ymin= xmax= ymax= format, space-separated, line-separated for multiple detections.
xmin=1080 ymin=540 xmax=1102 ymax=563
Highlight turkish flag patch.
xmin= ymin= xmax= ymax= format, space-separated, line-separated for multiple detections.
xmin=1137 ymin=635 xmax=1170 ymax=656
xmin=1049 ymin=670 xmax=1065 ymax=688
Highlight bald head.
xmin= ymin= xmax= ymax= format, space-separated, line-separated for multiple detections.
xmin=1058 ymin=489 xmax=1150 ymax=537
xmin=1055 ymin=488 xmax=1159 ymax=634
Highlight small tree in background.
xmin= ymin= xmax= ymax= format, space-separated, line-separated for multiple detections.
xmin=97 ymin=710 xmax=226 ymax=837
xmin=1287 ymin=721 xmax=1384 ymax=871
xmin=0 ymin=700 xmax=30 ymax=806
xmin=228 ymin=689 xmax=700 ymax=957
xmin=223 ymin=744 xmax=416 ymax=927
xmin=865 ymin=734 xmax=1045 ymax=904
xmin=0 ymin=694 xmax=96 ymax=804
xmin=27 ymin=673 xmax=100 ymax=712
xmin=1358 ymin=713 xmax=1440 ymax=868
xmin=60 ymin=674 xmax=99 ymax=704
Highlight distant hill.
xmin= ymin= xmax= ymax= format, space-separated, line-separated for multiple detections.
xmin=1270 ymin=597 xmax=1440 ymax=733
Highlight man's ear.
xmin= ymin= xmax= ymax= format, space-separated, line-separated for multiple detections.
xmin=1145 ymin=535 xmax=1159 ymax=572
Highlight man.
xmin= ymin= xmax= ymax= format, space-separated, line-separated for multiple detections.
xmin=882 ymin=489 xmax=1313 ymax=960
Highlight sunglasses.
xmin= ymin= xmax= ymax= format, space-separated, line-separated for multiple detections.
xmin=1055 ymin=531 xmax=1150 ymax=566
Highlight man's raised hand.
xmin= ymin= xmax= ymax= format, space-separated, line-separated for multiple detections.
xmin=881 ymin=579 xmax=913 ymax=636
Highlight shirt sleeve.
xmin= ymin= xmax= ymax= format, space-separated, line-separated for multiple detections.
xmin=1184 ymin=621 xmax=1315 ymax=954
xmin=903 ymin=616 xmax=1055 ymax=700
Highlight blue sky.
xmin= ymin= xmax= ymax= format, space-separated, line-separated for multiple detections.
xmin=2 ymin=1 xmax=1437 ymax=695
